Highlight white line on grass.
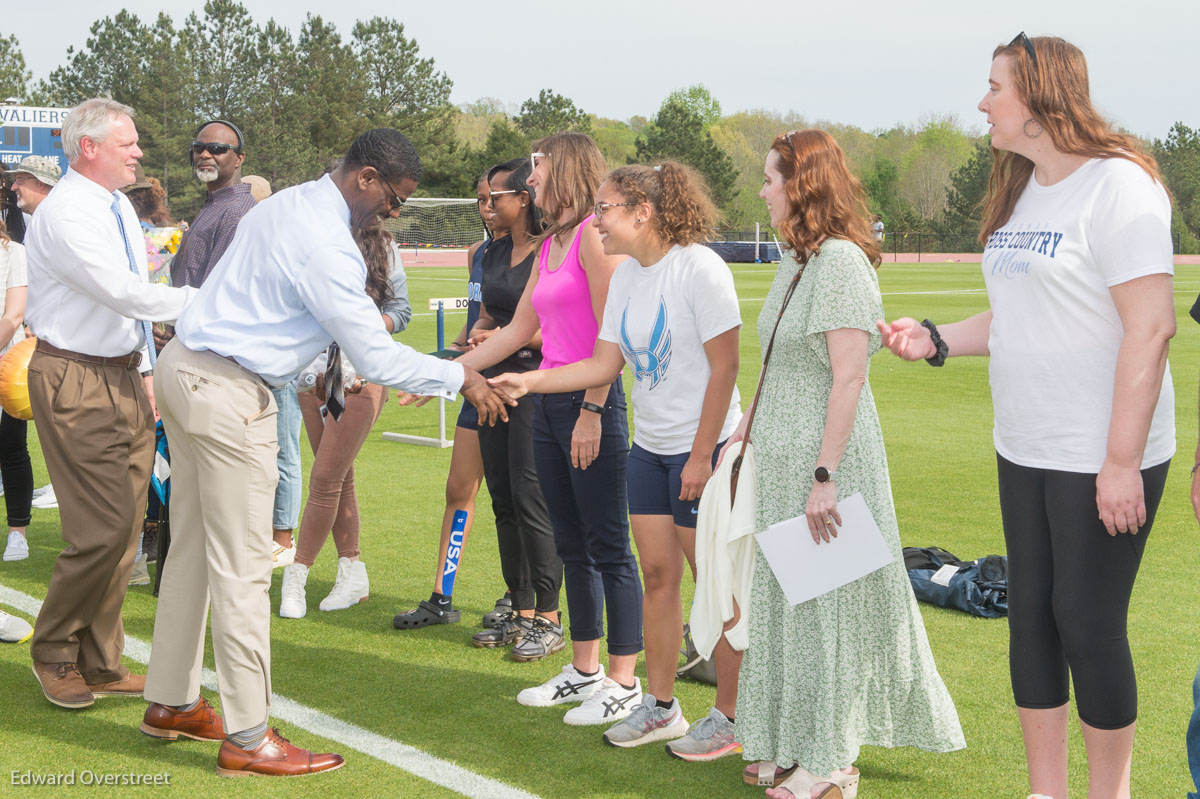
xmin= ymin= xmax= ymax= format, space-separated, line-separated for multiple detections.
xmin=0 ymin=582 xmax=541 ymax=799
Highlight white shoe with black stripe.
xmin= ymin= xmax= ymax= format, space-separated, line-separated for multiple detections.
xmin=563 ymin=677 xmax=642 ymax=726
xmin=516 ymin=664 xmax=605 ymax=707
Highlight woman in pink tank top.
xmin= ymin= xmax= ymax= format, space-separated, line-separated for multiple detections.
xmin=459 ymin=132 xmax=646 ymax=726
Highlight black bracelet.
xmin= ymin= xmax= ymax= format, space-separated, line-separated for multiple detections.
xmin=581 ymin=400 xmax=605 ymax=415
xmin=920 ymin=319 xmax=948 ymax=367
xmin=1192 ymin=462 xmax=1200 ymax=476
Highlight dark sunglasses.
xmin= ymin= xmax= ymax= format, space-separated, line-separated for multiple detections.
xmin=191 ymin=140 xmax=240 ymax=156
xmin=1009 ymin=31 xmax=1037 ymax=68
xmin=375 ymin=171 xmax=406 ymax=211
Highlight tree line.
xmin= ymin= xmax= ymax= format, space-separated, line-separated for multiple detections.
xmin=1 ymin=5 xmax=1197 ymax=251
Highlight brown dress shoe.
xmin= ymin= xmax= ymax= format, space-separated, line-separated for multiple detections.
xmin=32 ymin=661 xmax=94 ymax=709
xmin=141 ymin=699 xmax=226 ymax=741
xmin=89 ymin=672 xmax=146 ymax=697
xmin=216 ymin=728 xmax=345 ymax=777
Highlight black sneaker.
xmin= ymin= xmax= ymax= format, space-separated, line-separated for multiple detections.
xmin=511 ymin=616 xmax=566 ymax=662
xmin=482 ymin=595 xmax=513 ymax=628
xmin=471 ymin=611 xmax=531 ymax=648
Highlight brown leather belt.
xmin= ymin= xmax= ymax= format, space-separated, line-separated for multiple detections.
xmin=36 ymin=340 xmax=143 ymax=369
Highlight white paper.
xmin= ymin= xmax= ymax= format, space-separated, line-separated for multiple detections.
xmin=930 ymin=563 xmax=960 ymax=587
xmin=754 ymin=492 xmax=894 ymax=606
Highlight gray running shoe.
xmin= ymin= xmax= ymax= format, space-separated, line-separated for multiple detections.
xmin=603 ymin=693 xmax=688 ymax=748
xmin=666 ymin=707 xmax=742 ymax=761
xmin=471 ymin=612 xmax=531 ymax=648
xmin=510 ymin=615 xmax=565 ymax=662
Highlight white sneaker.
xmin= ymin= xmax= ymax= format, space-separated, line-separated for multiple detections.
xmin=279 ymin=563 xmax=308 ymax=618
xmin=319 ymin=558 xmax=369 ymax=611
xmin=272 ymin=543 xmax=296 ymax=569
xmin=3 ymin=530 xmax=28 ymax=561
xmin=31 ymin=485 xmax=57 ymax=509
xmin=0 ymin=610 xmax=33 ymax=643
xmin=128 ymin=558 xmax=150 ymax=586
xmin=563 ymin=677 xmax=642 ymax=726
xmin=516 ymin=663 xmax=606 ymax=707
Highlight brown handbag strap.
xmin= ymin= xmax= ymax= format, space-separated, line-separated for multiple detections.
xmin=729 ymin=263 xmax=805 ymax=500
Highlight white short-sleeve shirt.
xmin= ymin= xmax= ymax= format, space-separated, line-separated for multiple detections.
xmin=982 ymin=157 xmax=1174 ymax=472
xmin=599 ymin=243 xmax=742 ymax=455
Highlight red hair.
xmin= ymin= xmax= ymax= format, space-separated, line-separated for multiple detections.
xmin=980 ymin=35 xmax=1163 ymax=244
xmin=770 ymin=130 xmax=880 ymax=267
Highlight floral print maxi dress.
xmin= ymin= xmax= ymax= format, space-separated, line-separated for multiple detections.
xmin=735 ymin=240 xmax=965 ymax=774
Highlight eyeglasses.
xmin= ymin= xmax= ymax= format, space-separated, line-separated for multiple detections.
xmin=530 ymin=152 xmax=549 ymax=175
xmin=191 ymin=141 xmax=240 ymax=157
xmin=1009 ymin=31 xmax=1037 ymax=68
xmin=376 ymin=173 xmax=406 ymax=211
xmin=487 ymin=189 xmax=517 ymax=205
xmin=593 ymin=201 xmax=637 ymax=219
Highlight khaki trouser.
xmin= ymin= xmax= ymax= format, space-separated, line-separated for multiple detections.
xmin=27 ymin=350 xmax=153 ymax=682
xmin=144 ymin=339 xmax=278 ymax=734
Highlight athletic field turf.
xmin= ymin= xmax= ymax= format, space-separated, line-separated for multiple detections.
xmin=1 ymin=262 xmax=1197 ymax=797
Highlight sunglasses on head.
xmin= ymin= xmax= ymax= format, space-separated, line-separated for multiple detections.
xmin=1009 ymin=31 xmax=1037 ymax=68
xmin=191 ymin=141 xmax=240 ymax=157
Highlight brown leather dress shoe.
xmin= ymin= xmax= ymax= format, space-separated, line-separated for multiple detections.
xmin=141 ymin=699 xmax=226 ymax=741
xmin=32 ymin=661 xmax=94 ymax=709
xmin=216 ymin=728 xmax=345 ymax=777
xmin=89 ymin=672 xmax=146 ymax=697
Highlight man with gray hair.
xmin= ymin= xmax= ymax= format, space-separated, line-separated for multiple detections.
xmin=7 ymin=155 xmax=61 ymax=216
xmin=23 ymin=98 xmax=195 ymax=710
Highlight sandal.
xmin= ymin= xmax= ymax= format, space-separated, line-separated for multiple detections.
xmin=765 ymin=767 xmax=859 ymax=799
xmin=743 ymin=762 xmax=798 ymax=787
xmin=392 ymin=600 xmax=461 ymax=629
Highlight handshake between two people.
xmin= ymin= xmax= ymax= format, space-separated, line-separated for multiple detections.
xmin=395 ymin=363 xmax=517 ymax=426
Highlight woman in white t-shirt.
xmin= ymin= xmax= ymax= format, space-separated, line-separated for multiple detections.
xmin=489 ymin=162 xmax=744 ymax=758
xmin=0 ymin=217 xmax=32 ymax=563
xmin=879 ymin=34 xmax=1174 ymax=799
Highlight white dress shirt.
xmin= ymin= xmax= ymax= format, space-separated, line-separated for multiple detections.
xmin=25 ymin=168 xmax=196 ymax=371
xmin=176 ymin=174 xmax=464 ymax=396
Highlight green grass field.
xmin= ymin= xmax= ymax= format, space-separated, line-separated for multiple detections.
xmin=1 ymin=261 xmax=1198 ymax=797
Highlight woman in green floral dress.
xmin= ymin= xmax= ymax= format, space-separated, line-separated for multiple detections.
xmin=726 ymin=130 xmax=965 ymax=799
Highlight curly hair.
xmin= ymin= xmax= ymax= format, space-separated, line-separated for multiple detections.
xmin=356 ymin=220 xmax=396 ymax=310
xmin=604 ymin=162 xmax=717 ymax=246
xmin=769 ymin=129 xmax=881 ymax=268
xmin=126 ymin=177 xmax=175 ymax=226
xmin=0 ymin=215 xmax=9 ymax=250
xmin=979 ymin=35 xmax=1162 ymax=244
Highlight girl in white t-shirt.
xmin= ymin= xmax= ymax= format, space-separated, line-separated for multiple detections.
xmin=0 ymin=217 xmax=32 ymax=563
xmin=489 ymin=162 xmax=744 ymax=758
xmin=879 ymin=34 xmax=1174 ymax=799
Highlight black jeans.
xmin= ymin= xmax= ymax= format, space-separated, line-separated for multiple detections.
xmin=0 ymin=409 xmax=32 ymax=527
xmin=477 ymin=393 xmax=562 ymax=613
xmin=532 ymin=380 xmax=643 ymax=656
xmin=997 ymin=453 xmax=1169 ymax=729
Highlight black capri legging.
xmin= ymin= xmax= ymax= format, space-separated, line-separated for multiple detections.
xmin=997 ymin=453 xmax=1169 ymax=730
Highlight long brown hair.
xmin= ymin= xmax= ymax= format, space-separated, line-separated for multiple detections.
xmin=0 ymin=215 xmax=9 ymax=250
xmin=770 ymin=130 xmax=880 ymax=267
xmin=126 ymin=177 xmax=175 ymax=226
xmin=605 ymin=162 xmax=718 ymax=246
xmin=979 ymin=35 xmax=1163 ymax=244
xmin=356 ymin=221 xmax=395 ymax=310
xmin=530 ymin=131 xmax=607 ymax=245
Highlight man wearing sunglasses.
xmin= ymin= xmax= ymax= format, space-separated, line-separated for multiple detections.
xmin=141 ymin=128 xmax=510 ymax=777
xmin=170 ymin=121 xmax=255 ymax=290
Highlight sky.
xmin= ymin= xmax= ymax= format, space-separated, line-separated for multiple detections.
xmin=7 ymin=0 xmax=1199 ymax=140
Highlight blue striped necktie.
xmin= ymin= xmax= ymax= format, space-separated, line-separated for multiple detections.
xmin=110 ymin=194 xmax=157 ymax=369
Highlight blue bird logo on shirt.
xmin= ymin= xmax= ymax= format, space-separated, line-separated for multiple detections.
xmin=620 ymin=298 xmax=672 ymax=390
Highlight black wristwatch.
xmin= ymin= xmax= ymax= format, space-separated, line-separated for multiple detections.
xmin=581 ymin=400 xmax=605 ymax=415
xmin=814 ymin=466 xmax=837 ymax=483
xmin=920 ymin=319 xmax=948 ymax=367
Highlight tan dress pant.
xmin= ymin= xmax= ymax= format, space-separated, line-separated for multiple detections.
xmin=27 ymin=349 xmax=153 ymax=683
xmin=144 ymin=339 xmax=278 ymax=734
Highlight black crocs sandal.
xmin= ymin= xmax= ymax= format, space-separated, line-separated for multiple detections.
xmin=482 ymin=595 xmax=513 ymax=628
xmin=392 ymin=600 xmax=461 ymax=629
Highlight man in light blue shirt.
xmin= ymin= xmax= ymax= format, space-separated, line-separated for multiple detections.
xmin=141 ymin=129 xmax=506 ymax=777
